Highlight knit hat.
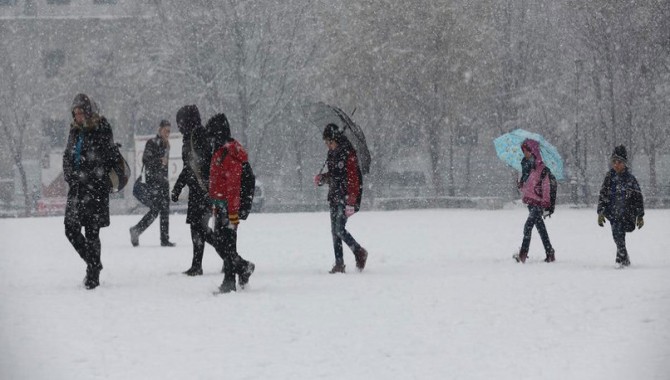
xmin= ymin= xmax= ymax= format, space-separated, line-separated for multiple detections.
xmin=322 ymin=123 xmax=343 ymax=141
xmin=205 ymin=113 xmax=231 ymax=147
xmin=611 ymin=145 xmax=627 ymax=163
xmin=71 ymin=93 xmax=93 ymax=118
xmin=159 ymin=119 xmax=171 ymax=128
xmin=176 ymin=105 xmax=201 ymax=134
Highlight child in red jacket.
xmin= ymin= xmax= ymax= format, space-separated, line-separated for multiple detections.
xmin=206 ymin=113 xmax=255 ymax=293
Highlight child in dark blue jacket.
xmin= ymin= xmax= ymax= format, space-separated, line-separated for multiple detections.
xmin=597 ymin=145 xmax=645 ymax=267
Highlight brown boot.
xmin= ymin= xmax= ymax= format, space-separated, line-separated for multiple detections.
xmin=354 ymin=247 xmax=368 ymax=271
xmin=544 ymin=248 xmax=555 ymax=263
xmin=329 ymin=263 xmax=346 ymax=274
xmin=513 ymin=250 xmax=528 ymax=263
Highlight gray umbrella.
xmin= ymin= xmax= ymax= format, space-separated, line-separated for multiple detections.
xmin=302 ymin=102 xmax=371 ymax=175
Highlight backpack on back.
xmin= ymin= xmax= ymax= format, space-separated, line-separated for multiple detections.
xmin=238 ymin=161 xmax=255 ymax=220
xmin=541 ymin=167 xmax=558 ymax=214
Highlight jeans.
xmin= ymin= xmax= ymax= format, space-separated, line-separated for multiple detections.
xmin=521 ymin=205 xmax=552 ymax=253
xmin=330 ymin=204 xmax=360 ymax=265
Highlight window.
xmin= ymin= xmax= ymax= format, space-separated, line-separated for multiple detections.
xmin=47 ymin=0 xmax=71 ymax=4
xmin=44 ymin=49 xmax=65 ymax=78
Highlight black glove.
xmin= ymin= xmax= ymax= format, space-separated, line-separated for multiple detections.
xmin=171 ymin=188 xmax=180 ymax=202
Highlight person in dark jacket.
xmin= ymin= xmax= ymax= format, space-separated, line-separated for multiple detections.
xmin=130 ymin=120 xmax=175 ymax=247
xmin=314 ymin=124 xmax=368 ymax=274
xmin=63 ymin=93 xmax=117 ymax=289
xmin=171 ymin=105 xmax=218 ymax=276
xmin=597 ymin=145 xmax=645 ymax=267
xmin=206 ymin=113 xmax=255 ymax=293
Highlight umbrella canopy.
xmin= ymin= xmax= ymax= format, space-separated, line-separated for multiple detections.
xmin=302 ymin=102 xmax=371 ymax=175
xmin=493 ymin=129 xmax=564 ymax=180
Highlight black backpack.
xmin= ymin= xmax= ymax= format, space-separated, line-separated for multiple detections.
xmin=238 ymin=161 xmax=255 ymax=220
xmin=541 ymin=167 xmax=558 ymax=214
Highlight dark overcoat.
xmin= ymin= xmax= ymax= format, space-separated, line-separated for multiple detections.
xmin=597 ymin=168 xmax=645 ymax=232
xmin=63 ymin=115 xmax=116 ymax=228
xmin=173 ymin=127 xmax=211 ymax=224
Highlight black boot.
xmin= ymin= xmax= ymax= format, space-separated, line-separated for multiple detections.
xmin=161 ymin=240 xmax=176 ymax=247
xmin=235 ymin=256 xmax=255 ymax=288
xmin=183 ymin=266 xmax=203 ymax=276
xmin=218 ymin=274 xmax=237 ymax=293
xmin=84 ymin=262 xmax=102 ymax=289
xmin=130 ymin=227 xmax=139 ymax=247
xmin=616 ymin=249 xmax=631 ymax=267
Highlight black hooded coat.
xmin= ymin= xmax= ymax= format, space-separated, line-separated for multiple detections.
xmin=173 ymin=105 xmax=212 ymax=224
xmin=63 ymin=114 xmax=116 ymax=228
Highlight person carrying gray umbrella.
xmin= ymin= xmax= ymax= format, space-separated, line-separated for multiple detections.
xmin=314 ymin=124 xmax=368 ymax=273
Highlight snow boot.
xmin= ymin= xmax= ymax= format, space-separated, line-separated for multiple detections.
xmin=160 ymin=240 xmax=176 ymax=247
xmin=354 ymin=247 xmax=368 ymax=271
xmin=544 ymin=248 xmax=555 ymax=263
xmin=183 ymin=266 xmax=203 ymax=276
xmin=130 ymin=227 xmax=139 ymax=247
xmin=236 ymin=258 xmax=255 ymax=288
xmin=329 ymin=262 xmax=346 ymax=274
xmin=84 ymin=263 xmax=102 ymax=290
xmin=218 ymin=271 xmax=237 ymax=293
xmin=615 ymin=249 xmax=631 ymax=267
xmin=513 ymin=249 xmax=528 ymax=263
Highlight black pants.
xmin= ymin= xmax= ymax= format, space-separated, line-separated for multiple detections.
xmin=189 ymin=211 xmax=216 ymax=268
xmin=212 ymin=206 xmax=239 ymax=276
xmin=133 ymin=194 xmax=170 ymax=242
xmin=330 ymin=204 xmax=360 ymax=265
xmin=520 ymin=205 xmax=552 ymax=253
xmin=65 ymin=222 xmax=101 ymax=267
xmin=610 ymin=221 xmax=629 ymax=261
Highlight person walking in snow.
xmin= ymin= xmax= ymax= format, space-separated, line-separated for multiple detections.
xmin=130 ymin=120 xmax=175 ymax=247
xmin=597 ymin=145 xmax=644 ymax=267
xmin=314 ymin=123 xmax=368 ymax=274
xmin=63 ymin=93 xmax=118 ymax=289
xmin=206 ymin=113 xmax=255 ymax=293
xmin=171 ymin=105 xmax=218 ymax=276
xmin=513 ymin=139 xmax=556 ymax=263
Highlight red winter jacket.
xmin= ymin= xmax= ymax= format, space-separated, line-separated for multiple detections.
xmin=209 ymin=139 xmax=248 ymax=222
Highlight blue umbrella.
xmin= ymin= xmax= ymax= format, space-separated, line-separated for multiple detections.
xmin=493 ymin=129 xmax=564 ymax=180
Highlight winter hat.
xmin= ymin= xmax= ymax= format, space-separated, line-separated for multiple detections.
xmin=205 ymin=113 xmax=231 ymax=146
xmin=176 ymin=105 xmax=201 ymax=134
xmin=159 ymin=119 xmax=171 ymax=128
xmin=71 ymin=93 xmax=93 ymax=118
xmin=322 ymin=123 xmax=343 ymax=141
xmin=611 ymin=145 xmax=627 ymax=163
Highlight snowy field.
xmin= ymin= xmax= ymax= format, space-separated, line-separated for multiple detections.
xmin=1 ymin=207 xmax=669 ymax=380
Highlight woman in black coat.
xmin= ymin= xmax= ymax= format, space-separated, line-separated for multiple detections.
xmin=171 ymin=105 xmax=217 ymax=276
xmin=63 ymin=94 xmax=117 ymax=289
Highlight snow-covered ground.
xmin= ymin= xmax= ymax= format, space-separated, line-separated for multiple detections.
xmin=1 ymin=207 xmax=669 ymax=380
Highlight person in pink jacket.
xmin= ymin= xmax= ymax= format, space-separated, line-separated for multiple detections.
xmin=513 ymin=139 xmax=555 ymax=263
